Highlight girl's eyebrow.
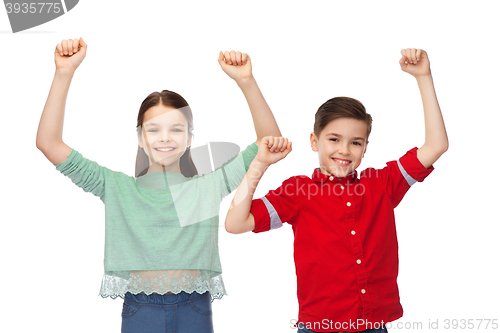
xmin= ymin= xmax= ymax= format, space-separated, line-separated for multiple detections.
xmin=144 ymin=122 xmax=186 ymax=127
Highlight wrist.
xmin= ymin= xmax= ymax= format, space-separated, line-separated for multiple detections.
xmin=415 ymin=73 xmax=434 ymax=86
xmin=250 ymin=158 xmax=270 ymax=173
xmin=235 ymin=75 xmax=256 ymax=88
xmin=55 ymin=67 xmax=75 ymax=77
xmin=414 ymin=71 xmax=432 ymax=80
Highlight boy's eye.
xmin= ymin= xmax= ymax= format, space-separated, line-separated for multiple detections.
xmin=352 ymin=141 xmax=362 ymax=146
xmin=329 ymin=138 xmax=338 ymax=142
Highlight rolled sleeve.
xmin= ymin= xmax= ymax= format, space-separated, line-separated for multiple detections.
xmin=250 ymin=176 xmax=300 ymax=233
xmin=381 ymin=147 xmax=435 ymax=207
xmin=398 ymin=147 xmax=434 ymax=184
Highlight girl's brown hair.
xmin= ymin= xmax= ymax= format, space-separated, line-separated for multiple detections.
xmin=135 ymin=90 xmax=197 ymax=178
xmin=314 ymin=97 xmax=372 ymax=139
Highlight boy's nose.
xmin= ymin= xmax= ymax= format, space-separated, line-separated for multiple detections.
xmin=338 ymin=145 xmax=350 ymax=155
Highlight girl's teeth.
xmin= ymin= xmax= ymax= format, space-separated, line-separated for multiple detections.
xmin=156 ymin=148 xmax=174 ymax=152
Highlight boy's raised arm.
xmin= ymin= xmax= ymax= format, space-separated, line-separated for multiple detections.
xmin=399 ymin=48 xmax=448 ymax=168
xmin=219 ymin=51 xmax=281 ymax=145
xmin=225 ymin=137 xmax=292 ymax=234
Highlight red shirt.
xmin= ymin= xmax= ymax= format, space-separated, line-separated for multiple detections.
xmin=250 ymin=148 xmax=434 ymax=332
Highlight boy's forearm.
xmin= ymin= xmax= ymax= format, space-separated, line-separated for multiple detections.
xmin=226 ymin=159 xmax=269 ymax=233
xmin=236 ymin=76 xmax=281 ymax=142
xmin=415 ymin=74 xmax=449 ymax=168
xmin=36 ymin=69 xmax=74 ymax=148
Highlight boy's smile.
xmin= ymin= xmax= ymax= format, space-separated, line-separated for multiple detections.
xmin=310 ymin=117 xmax=368 ymax=178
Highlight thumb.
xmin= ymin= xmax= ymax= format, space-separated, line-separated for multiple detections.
xmin=218 ymin=51 xmax=226 ymax=66
xmin=283 ymin=141 xmax=293 ymax=156
xmin=79 ymin=37 xmax=88 ymax=54
xmin=399 ymin=56 xmax=407 ymax=70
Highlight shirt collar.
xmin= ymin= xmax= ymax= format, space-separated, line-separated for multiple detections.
xmin=311 ymin=168 xmax=358 ymax=184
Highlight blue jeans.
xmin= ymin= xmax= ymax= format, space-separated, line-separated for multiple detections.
xmin=297 ymin=322 xmax=388 ymax=333
xmin=121 ymin=291 xmax=213 ymax=333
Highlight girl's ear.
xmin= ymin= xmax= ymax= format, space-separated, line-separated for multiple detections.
xmin=187 ymin=133 xmax=194 ymax=148
xmin=310 ymin=133 xmax=319 ymax=152
xmin=137 ymin=131 xmax=143 ymax=149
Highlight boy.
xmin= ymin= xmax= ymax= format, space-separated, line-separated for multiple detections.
xmin=225 ymin=48 xmax=448 ymax=333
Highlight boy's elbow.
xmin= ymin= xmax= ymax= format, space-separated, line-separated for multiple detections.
xmin=437 ymin=140 xmax=449 ymax=156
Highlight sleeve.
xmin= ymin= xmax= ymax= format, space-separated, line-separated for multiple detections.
xmin=165 ymin=142 xmax=257 ymax=227
xmin=216 ymin=142 xmax=258 ymax=198
xmin=250 ymin=176 xmax=300 ymax=233
xmin=55 ymin=149 xmax=108 ymax=201
xmin=380 ymin=147 xmax=434 ymax=207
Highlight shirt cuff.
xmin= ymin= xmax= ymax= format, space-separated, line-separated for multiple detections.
xmin=398 ymin=147 xmax=434 ymax=184
xmin=250 ymin=198 xmax=271 ymax=233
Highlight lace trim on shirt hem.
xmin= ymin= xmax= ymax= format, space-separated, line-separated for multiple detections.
xmin=98 ymin=291 xmax=226 ymax=302
xmin=98 ymin=271 xmax=227 ymax=302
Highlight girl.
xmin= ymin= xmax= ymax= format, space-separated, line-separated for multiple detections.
xmin=36 ymin=38 xmax=283 ymax=333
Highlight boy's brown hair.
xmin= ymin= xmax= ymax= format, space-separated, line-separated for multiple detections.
xmin=314 ymin=97 xmax=373 ymax=139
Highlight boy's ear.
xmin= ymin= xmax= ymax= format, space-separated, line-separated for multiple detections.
xmin=363 ymin=141 xmax=369 ymax=157
xmin=310 ymin=132 xmax=319 ymax=152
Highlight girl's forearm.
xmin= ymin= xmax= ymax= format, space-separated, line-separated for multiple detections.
xmin=226 ymin=159 xmax=269 ymax=234
xmin=415 ymin=74 xmax=449 ymax=168
xmin=236 ymin=77 xmax=281 ymax=142
xmin=36 ymin=69 xmax=74 ymax=148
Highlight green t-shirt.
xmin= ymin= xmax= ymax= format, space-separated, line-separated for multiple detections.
xmin=55 ymin=142 xmax=258 ymax=299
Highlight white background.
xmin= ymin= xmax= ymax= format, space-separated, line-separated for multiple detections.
xmin=1 ymin=1 xmax=499 ymax=332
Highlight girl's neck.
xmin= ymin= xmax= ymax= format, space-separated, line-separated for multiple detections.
xmin=146 ymin=161 xmax=182 ymax=174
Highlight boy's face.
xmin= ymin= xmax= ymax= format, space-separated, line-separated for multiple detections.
xmin=310 ymin=117 xmax=368 ymax=178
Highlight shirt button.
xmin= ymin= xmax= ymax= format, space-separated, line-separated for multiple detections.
xmin=346 ymin=202 xmax=351 ymax=207
xmin=329 ymin=176 xmax=334 ymax=181
xmin=356 ymin=259 xmax=361 ymax=264
xmin=361 ymin=289 xmax=366 ymax=294
xmin=351 ymin=230 xmax=356 ymax=235
xmin=340 ymin=185 xmax=344 ymax=190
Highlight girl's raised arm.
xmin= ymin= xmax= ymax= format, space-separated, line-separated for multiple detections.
xmin=36 ymin=38 xmax=88 ymax=165
xmin=218 ymin=51 xmax=281 ymax=146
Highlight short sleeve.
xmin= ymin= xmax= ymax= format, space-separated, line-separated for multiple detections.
xmin=251 ymin=176 xmax=300 ymax=233
xmin=55 ymin=149 xmax=107 ymax=200
xmin=377 ymin=147 xmax=434 ymax=207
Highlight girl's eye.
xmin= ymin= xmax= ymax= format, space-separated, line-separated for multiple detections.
xmin=172 ymin=129 xmax=182 ymax=132
xmin=148 ymin=129 xmax=158 ymax=133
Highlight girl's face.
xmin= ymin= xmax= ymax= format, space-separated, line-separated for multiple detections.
xmin=138 ymin=105 xmax=192 ymax=174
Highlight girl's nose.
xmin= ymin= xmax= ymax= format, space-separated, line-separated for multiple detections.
xmin=159 ymin=131 xmax=171 ymax=143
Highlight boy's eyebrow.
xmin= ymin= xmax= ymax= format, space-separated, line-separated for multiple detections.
xmin=326 ymin=132 xmax=366 ymax=141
